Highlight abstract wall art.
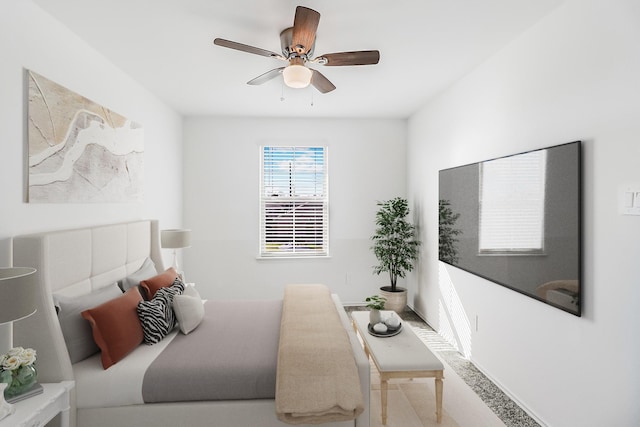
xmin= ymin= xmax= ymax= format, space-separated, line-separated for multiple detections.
xmin=27 ymin=70 xmax=144 ymax=203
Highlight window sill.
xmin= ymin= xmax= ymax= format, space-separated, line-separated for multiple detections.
xmin=256 ymin=255 xmax=331 ymax=260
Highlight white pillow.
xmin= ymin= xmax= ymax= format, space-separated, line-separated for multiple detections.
xmin=119 ymin=257 xmax=157 ymax=292
xmin=173 ymin=285 xmax=204 ymax=335
xmin=183 ymin=284 xmax=201 ymax=299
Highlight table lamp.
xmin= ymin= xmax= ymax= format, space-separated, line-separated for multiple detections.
xmin=160 ymin=229 xmax=191 ymax=280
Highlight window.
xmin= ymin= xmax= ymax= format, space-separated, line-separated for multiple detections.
xmin=479 ymin=150 xmax=546 ymax=254
xmin=260 ymin=146 xmax=328 ymax=257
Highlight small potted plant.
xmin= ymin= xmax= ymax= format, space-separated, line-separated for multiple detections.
xmin=371 ymin=197 xmax=420 ymax=312
xmin=365 ymin=295 xmax=386 ymax=325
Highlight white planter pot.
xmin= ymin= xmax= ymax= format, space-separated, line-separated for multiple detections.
xmin=379 ymin=287 xmax=407 ymax=313
xmin=369 ymin=309 xmax=382 ymax=325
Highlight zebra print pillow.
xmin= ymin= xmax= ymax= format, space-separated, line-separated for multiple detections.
xmin=138 ymin=279 xmax=185 ymax=344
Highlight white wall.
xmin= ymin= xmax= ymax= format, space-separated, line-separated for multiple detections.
xmin=0 ymin=0 xmax=184 ymax=267
xmin=183 ymin=117 xmax=406 ymax=303
xmin=407 ymin=0 xmax=640 ymax=425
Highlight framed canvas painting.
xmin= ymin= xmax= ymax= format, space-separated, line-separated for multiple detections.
xmin=27 ymin=70 xmax=144 ymax=203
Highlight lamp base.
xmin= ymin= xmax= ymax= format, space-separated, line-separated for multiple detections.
xmin=0 ymin=322 xmax=12 ymax=356
xmin=0 ymin=323 xmax=16 ymax=421
xmin=171 ymin=250 xmax=185 ymax=282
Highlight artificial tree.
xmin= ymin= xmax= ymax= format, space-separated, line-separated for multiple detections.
xmin=371 ymin=197 xmax=420 ymax=296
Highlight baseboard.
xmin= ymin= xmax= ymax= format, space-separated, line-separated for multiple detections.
xmin=406 ymin=304 xmax=431 ymax=326
xmin=469 ymin=358 xmax=549 ymax=427
xmin=342 ymin=302 xmax=367 ymax=307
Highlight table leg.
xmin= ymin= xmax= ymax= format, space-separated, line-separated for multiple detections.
xmin=380 ymin=378 xmax=389 ymax=425
xmin=435 ymin=375 xmax=443 ymax=423
xmin=61 ymin=408 xmax=70 ymax=427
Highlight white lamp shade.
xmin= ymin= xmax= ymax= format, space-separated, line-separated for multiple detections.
xmin=161 ymin=229 xmax=192 ymax=249
xmin=283 ymin=65 xmax=312 ymax=88
xmin=0 ymin=267 xmax=37 ymax=324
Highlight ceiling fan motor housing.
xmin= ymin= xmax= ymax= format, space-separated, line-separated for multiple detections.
xmin=280 ymin=27 xmax=314 ymax=58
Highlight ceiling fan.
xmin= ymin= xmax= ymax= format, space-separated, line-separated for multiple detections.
xmin=213 ymin=6 xmax=380 ymax=93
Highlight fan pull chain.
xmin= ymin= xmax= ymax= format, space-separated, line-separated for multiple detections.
xmin=310 ymin=90 xmax=314 ymax=107
xmin=280 ymin=83 xmax=285 ymax=102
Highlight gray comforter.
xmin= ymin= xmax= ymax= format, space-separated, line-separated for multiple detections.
xmin=142 ymin=299 xmax=282 ymax=402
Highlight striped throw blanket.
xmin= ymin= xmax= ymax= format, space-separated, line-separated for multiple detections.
xmin=275 ymin=284 xmax=364 ymax=424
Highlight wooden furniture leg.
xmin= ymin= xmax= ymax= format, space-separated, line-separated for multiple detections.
xmin=381 ymin=377 xmax=388 ymax=425
xmin=435 ymin=376 xmax=443 ymax=423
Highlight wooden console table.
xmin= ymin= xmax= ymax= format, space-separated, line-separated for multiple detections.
xmin=351 ymin=311 xmax=444 ymax=424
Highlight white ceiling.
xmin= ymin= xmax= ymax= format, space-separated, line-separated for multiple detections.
xmin=33 ymin=0 xmax=563 ymax=119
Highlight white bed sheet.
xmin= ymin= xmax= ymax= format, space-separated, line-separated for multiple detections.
xmin=73 ymin=329 xmax=179 ymax=408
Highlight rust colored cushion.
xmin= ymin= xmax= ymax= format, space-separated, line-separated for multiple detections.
xmin=81 ymin=287 xmax=144 ymax=369
xmin=140 ymin=267 xmax=178 ymax=300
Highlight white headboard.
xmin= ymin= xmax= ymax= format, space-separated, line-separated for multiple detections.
xmin=11 ymin=220 xmax=164 ymax=384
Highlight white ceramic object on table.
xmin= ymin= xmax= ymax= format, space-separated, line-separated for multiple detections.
xmin=369 ymin=309 xmax=381 ymax=325
xmin=372 ymin=323 xmax=388 ymax=333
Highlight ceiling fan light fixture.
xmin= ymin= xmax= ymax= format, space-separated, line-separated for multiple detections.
xmin=282 ymin=64 xmax=312 ymax=88
xmin=213 ymin=6 xmax=379 ymax=94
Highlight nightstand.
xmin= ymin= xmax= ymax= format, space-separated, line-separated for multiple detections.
xmin=0 ymin=381 xmax=74 ymax=427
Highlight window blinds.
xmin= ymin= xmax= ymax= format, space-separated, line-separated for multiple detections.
xmin=479 ymin=150 xmax=546 ymax=253
xmin=260 ymin=146 xmax=328 ymax=257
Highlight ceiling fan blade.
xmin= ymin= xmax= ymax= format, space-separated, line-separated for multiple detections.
xmin=291 ymin=6 xmax=320 ymax=54
xmin=247 ymin=67 xmax=285 ymax=85
xmin=311 ymin=69 xmax=336 ymax=93
xmin=214 ymin=38 xmax=286 ymax=60
xmin=317 ymin=50 xmax=380 ymax=66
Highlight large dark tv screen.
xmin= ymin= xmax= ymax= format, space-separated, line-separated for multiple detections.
xmin=438 ymin=141 xmax=581 ymax=316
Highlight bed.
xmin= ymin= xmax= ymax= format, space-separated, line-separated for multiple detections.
xmin=11 ymin=220 xmax=370 ymax=427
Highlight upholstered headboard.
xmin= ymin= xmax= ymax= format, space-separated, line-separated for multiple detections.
xmin=11 ymin=220 xmax=164 ymax=385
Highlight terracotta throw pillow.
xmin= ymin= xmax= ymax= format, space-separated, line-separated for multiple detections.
xmin=140 ymin=267 xmax=178 ymax=300
xmin=81 ymin=287 xmax=144 ymax=369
